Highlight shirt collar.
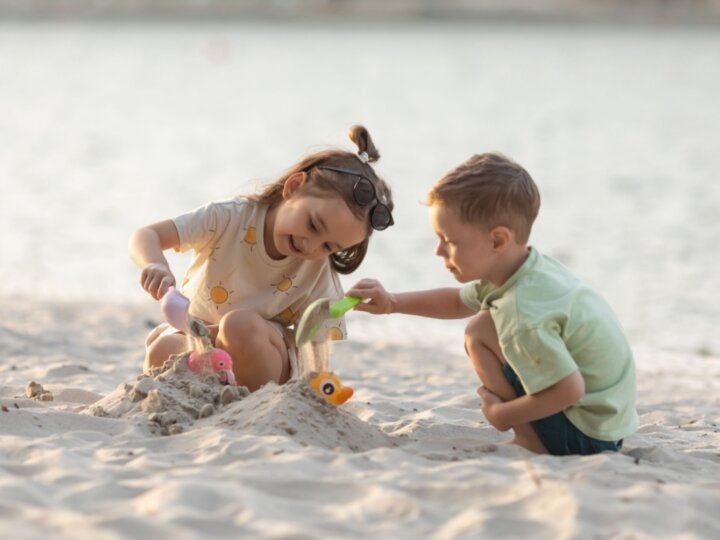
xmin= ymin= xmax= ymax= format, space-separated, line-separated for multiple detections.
xmin=481 ymin=246 xmax=538 ymax=309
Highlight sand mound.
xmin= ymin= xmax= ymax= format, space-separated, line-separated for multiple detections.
xmin=211 ymin=377 xmax=395 ymax=452
xmin=83 ymin=353 xmax=249 ymax=435
xmin=83 ymin=353 xmax=394 ymax=451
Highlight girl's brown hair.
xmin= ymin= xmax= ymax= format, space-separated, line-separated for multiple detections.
xmin=253 ymin=125 xmax=393 ymax=274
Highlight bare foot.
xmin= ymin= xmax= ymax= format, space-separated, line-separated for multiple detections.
xmin=511 ymin=434 xmax=548 ymax=454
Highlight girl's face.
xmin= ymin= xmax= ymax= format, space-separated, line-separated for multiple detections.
xmin=266 ymin=174 xmax=367 ymax=261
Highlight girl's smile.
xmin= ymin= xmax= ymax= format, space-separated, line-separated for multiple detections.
xmin=266 ymin=193 xmax=367 ymax=261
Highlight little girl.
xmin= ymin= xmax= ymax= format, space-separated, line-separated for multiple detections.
xmin=129 ymin=125 xmax=394 ymax=391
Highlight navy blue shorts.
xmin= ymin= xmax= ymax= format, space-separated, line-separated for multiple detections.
xmin=501 ymin=363 xmax=623 ymax=456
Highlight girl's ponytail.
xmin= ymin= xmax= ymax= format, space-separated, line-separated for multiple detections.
xmin=348 ymin=125 xmax=380 ymax=163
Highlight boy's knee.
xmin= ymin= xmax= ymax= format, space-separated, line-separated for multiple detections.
xmin=464 ymin=310 xmax=494 ymax=351
xmin=465 ymin=309 xmax=492 ymax=333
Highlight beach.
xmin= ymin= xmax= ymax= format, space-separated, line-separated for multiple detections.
xmin=1 ymin=295 xmax=719 ymax=538
xmin=1 ymin=20 xmax=720 ymax=538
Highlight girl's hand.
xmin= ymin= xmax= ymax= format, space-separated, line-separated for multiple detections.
xmin=140 ymin=263 xmax=176 ymax=300
xmin=477 ymin=385 xmax=510 ymax=432
xmin=347 ymin=278 xmax=397 ymax=315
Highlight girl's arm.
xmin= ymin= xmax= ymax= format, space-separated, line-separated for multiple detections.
xmin=478 ymin=371 xmax=586 ymax=431
xmin=128 ymin=220 xmax=181 ymax=299
xmin=348 ymin=279 xmax=475 ymax=319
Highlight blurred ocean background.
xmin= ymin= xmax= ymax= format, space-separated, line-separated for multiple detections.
xmin=1 ymin=3 xmax=719 ymax=357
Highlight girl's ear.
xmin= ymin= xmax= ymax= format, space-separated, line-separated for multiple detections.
xmin=282 ymin=172 xmax=308 ymax=200
xmin=491 ymin=226 xmax=512 ymax=251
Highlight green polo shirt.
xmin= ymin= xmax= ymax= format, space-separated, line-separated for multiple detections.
xmin=460 ymin=247 xmax=638 ymax=441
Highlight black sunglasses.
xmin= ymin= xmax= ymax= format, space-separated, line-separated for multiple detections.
xmin=316 ymin=166 xmax=394 ymax=231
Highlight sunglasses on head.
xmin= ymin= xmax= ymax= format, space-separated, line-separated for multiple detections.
xmin=315 ymin=165 xmax=394 ymax=231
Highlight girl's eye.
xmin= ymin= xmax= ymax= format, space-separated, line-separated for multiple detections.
xmin=309 ymin=220 xmax=318 ymax=232
xmin=323 ymin=243 xmax=333 ymax=253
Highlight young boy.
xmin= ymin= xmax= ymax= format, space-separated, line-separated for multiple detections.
xmin=349 ymin=153 xmax=638 ymax=455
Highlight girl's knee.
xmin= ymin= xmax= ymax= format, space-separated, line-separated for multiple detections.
xmin=217 ymin=310 xmax=287 ymax=391
xmin=145 ymin=334 xmax=187 ymax=372
xmin=218 ymin=309 xmax=266 ymax=348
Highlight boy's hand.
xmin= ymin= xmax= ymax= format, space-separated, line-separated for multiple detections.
xmin=140 ymin=263 xmax=176 ymax=300
xmin=477 ymin=386 xmax=510 ymax=432
xmin=347 ymin=279 xmax=397 ymax=315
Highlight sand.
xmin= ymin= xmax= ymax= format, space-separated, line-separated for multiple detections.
xmin=1 ymin=294 xmax=719 ymax=539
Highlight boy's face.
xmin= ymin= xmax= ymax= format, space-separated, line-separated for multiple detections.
xmin=429 ymin=203 xmax=497 ymax=283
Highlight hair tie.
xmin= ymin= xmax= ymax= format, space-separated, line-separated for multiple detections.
xmin=356 ymin=151 xmax=369 ymax=164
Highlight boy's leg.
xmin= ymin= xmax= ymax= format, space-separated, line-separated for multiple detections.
xmin=464 ymin=310 xmax=548 ymax=454
xmin=215 ymin=309 xmax=291 ymax=392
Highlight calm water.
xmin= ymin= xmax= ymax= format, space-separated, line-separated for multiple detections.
xmin=1 ymin=21 xmax=719 ymax=354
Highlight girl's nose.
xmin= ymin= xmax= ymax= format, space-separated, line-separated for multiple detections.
xmin=435 ymin=241 xmax=446 ymax=257
xmin=304 ymin=236 xmax=321 ymax=254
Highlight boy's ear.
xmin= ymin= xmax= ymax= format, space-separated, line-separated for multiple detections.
xmin=491 ymin=226 xmax=512 ymax=251
xmin=282 ymin=172 xmax=308 ymax=199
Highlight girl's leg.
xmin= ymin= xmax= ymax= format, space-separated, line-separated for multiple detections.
xmin=215 ymin=309 xmax=290 ymax=392
xmin=464 ymin=310 xmax=548 ymax=454
xmin=145 ymin=333 xmax=188 ymax=373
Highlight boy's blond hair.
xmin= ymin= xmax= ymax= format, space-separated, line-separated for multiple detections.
xmin=427 ymin=153 xmax=540 ymax=243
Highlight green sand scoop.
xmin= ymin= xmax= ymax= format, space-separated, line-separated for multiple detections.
xmin=295 ymin=296 xmax=362 ymax=347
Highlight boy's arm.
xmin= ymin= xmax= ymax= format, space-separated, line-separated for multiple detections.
xmin=348 ymin=279 xmax=475 ymax=319
xmin=479 ymin=371 xmax=585 ymax=432
xmin=128 ymin=220 xmax=181 ymax=299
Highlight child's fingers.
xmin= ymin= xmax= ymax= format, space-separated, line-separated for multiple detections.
xmin=148 ymin=275 xmax=164 ymax=300
xmin=157 ymin=277 xmax=175 ymax=299
xmin=349 ymin=278 xmax=383 ymax=292
xmin=351 ymin=301 xmax=377 ymax=313
xmin=346 ymin=280 xmax=393 ymax=315
xmin=141 ymin=273 xmax=157 ymax=297
xmin=346 ymin=290 xmax=371 ymax=303
xmin=346 ymin=285 xmax=375 ymax=300
xmin=354 ymin=296 xmax=391 ymax=315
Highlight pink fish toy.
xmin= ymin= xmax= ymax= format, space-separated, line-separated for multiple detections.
xmin=161 ymin=287 xmax=236 ymax=385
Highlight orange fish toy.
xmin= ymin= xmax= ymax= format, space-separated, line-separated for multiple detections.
xmin=309 ymin=372 xmax=354 ymax=406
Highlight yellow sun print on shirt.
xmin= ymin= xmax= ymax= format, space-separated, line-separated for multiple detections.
xmin=275 ymin=306 xmax=300 ymax=326
xmin=272 ymin=274 xmax=298 ymax=295
xmin=242 ymin=226 xmax=257 ymax=251
xmin=326 ymin=326 xmax=344 ymax=341
xmin=207 ymin=282 xmax=234 ymax=310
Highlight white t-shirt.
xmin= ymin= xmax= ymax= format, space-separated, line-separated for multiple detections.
xmin=172 ymin=197 xmax=347 ymax=342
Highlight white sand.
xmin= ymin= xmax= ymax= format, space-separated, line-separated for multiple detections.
xmin=1 ymin=295 xmax=719 ymax=539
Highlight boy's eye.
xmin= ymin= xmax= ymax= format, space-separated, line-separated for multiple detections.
xmin=309 ymin=220 xmax=318 ymax=232
xmin=323 ymin=243 xmax=333 ymax=253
